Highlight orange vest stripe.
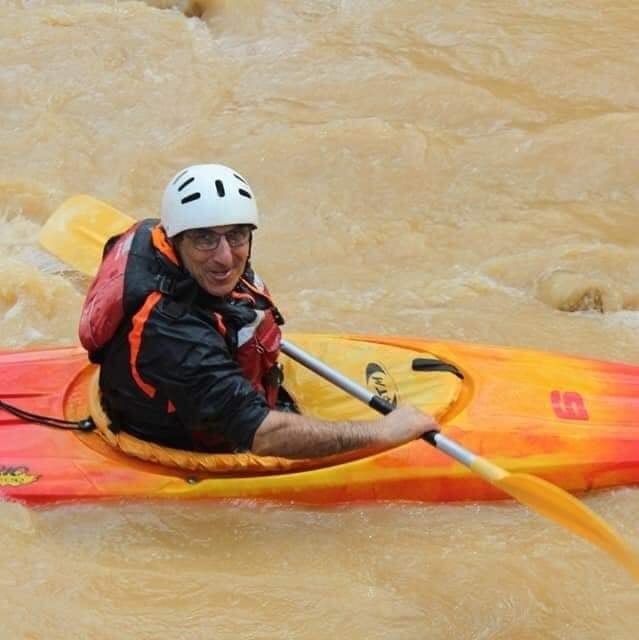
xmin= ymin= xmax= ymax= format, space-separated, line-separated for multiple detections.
xmin=129 ymin=291 xmax=162 ymax=398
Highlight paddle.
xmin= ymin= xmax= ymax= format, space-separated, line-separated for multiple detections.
xmin=39 ymin=195 xmax=136 ymax=276
xmin=280 ymin=340 xmax=639 ymax=581
xmin=40 ymin=195 xmax=639 ymax=580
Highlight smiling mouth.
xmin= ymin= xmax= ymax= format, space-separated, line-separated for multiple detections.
xmin=206 ymin=269 xmax=232 ymax=282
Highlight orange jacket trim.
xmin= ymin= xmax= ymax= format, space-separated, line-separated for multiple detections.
xmin=128 ymin=291 xmax=162 ymax=398
xmin=231 ymin=290 xmax=255 ymax=304
xmin=151 ymin=225 xmax=179 ymax=266
xmin=212 ymin=312 xmax=227 ymax=337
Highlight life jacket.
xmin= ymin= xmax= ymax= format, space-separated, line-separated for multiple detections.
xmin=213 ymin=273 xmax=283 ymax=408
xmin=79 ymin=220 xmax=284 ymax=409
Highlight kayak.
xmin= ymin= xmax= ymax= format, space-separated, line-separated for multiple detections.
xmin=1 ymin=332 xmax=638 ymax=505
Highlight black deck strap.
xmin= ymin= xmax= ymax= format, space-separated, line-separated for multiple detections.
xmin=412 ymin=358 xmax=464 ymax=379
xmin=0 ymin=400 xmax=95 ymax=431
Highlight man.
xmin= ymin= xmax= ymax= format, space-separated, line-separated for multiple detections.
xmin=80 ymin=164 xmax=437 ymax=458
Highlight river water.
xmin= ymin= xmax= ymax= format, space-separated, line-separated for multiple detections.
xmin=1 ymin=1 xmax=638 ymax=638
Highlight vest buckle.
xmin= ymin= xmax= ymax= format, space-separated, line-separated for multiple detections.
xmin=157 ymin=275 xmax=176 ymax=296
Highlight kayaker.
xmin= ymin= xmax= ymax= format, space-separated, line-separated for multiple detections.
xmin=79 ymin=163 xmax=438 ymax=458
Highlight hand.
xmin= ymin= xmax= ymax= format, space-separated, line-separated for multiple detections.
xmin=378 ymin=405 xmax=439 ymax=447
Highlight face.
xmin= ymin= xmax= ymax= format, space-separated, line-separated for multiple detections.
xmin=174 ymin=225 xmax=251 ymax=297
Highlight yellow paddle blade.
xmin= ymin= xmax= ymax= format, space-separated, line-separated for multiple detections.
xmin=471 ymin=457 xmax=639 ymax=581
xmin=39 ymin=195 xmax=135 ymax=277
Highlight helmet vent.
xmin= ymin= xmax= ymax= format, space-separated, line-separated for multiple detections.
xmin=238 ymin=189 xmax=252 ymax=199
xmin=215 ymin=180 xmax=226 ymax=197
xmin=181 ymin=192 xmax=201 ymax=204
xmin=178 ymin=177 xmax=194 ymax=192
xmin=234 ymin=173 xmax=247 ymax=184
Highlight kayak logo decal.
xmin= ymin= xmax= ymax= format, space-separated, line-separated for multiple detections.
xmin=0 ymin=465 xmax=39 ymax=487
xmin=550 ymin=391 xmax=589 ymax=421
xmin=365 ymin=362 xmax=399 ymax=407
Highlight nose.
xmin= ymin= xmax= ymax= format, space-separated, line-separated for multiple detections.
xmin=207 ymin=236 xmax=234 ymax=265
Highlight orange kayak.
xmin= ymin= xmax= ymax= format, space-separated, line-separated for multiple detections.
xmin=1 ymin=333 xmax=638 ymax=504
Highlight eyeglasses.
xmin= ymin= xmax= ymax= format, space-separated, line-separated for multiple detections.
xmin=183 ymin=225 xmax=252 ymax=251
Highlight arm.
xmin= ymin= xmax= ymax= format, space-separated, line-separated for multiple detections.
xmin=138 ymin=303 xmax=438 ymax=457
xmin=251 ymin=405 xmax=438 ymax=459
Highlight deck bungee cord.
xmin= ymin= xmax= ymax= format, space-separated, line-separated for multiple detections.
xmin=0 ymin=399 xmax=94 ymax=431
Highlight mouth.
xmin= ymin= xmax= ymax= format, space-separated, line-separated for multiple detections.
xmin=205 ymin=269 xmax=232 ymax=282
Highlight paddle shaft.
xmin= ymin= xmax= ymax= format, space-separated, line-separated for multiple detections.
xmin=280 ymin=339 xmax=475 ymax=467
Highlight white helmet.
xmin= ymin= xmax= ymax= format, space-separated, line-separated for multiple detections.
xmin=160 ymin=164 xmax=259 ymax=237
